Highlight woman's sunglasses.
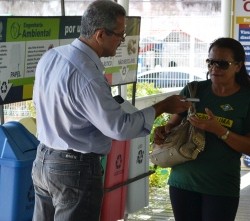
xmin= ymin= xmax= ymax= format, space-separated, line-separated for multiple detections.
xmin=206 ymin=59 xmax=238 ymax=70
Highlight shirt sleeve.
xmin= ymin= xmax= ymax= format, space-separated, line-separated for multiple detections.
xmin=71 ymin=75 xmax=155 ymax=140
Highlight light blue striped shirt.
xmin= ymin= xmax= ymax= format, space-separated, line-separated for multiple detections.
xmin=33 ymin=38 xmax=155 ymax=155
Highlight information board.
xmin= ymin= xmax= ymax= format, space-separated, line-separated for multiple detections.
xmin=232 ymin=0 xmax=250 ymax=73
xmin=0 ymin=16 xmax=140 ymax=104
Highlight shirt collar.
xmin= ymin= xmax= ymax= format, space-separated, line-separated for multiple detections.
xmin=71 ymin=38 xmax=105 ymax=74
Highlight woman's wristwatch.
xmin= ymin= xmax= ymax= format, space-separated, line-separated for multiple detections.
xmin=220 ymin=129 xmax=230 ymax=140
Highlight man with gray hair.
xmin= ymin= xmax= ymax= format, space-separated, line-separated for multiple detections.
xmin=32 ymin=0 xmax=191 ymax=220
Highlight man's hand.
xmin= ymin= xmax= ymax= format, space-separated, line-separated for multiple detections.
xmin=153 ymin=95 xmax=191 ymax=118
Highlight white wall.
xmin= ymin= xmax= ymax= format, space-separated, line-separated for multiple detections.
xmin=130 ymin=89 xmax=181 ymax=110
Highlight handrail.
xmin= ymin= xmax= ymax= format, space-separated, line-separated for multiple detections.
xmin=104 ymin=170 xmax=155 ymax=193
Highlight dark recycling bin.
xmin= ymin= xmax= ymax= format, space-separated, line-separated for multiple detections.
xmin=0 ymin=121 xmax=39 ymax=221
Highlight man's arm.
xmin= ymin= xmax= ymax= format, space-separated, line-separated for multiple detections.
xmin=152 ymin=94 xmax=191 ymax=118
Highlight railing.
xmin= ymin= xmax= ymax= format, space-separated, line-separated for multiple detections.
xmin=137 ymin=66 xmax=207 ymax=89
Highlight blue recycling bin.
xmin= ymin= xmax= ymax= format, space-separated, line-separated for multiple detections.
xmin=243 ymin=154 xmax=250 ymax=168
xmin=0 ymin=121 xmax=39 ymax=221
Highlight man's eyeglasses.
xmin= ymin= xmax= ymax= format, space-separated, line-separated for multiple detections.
xmin=206 ymin=58 xmax=238 ymax=70
xmin=104 ymin=28 xmax=126 ymax=41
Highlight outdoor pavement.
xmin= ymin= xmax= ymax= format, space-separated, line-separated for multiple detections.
xmin=235 ymin=169 xmax=250 ymax=221
xmin=127 ymin=166 xmax=250 ymax=221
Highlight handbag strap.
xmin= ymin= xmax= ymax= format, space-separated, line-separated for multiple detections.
xmin=187 ymin=81 xmax=198 ymax=98
xmin=187 ymin=81 xmax=198 ymax=115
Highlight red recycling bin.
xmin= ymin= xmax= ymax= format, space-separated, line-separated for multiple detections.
xmin=100 ymin=139 xmax=130 ymax=221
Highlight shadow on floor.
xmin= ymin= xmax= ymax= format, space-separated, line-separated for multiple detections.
xmin=127 ymin=169 xmax=250 ymax=221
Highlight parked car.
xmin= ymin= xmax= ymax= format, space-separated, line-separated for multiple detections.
xmin=137 ymin=67 xmax=207 ymax=88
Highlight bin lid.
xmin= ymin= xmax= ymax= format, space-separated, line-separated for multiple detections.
xmin=0 ymin=121 xmax=39 ymax=160
xmin=19 ymin=117 xmax=37 ymax=137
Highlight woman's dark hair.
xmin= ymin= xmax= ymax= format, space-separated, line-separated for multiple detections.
xmin=207 ymin=37 xmax=250 ymax=87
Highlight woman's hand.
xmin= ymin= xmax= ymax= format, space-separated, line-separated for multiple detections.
xmin=154 ymin=125 xmax=167 ymax=145
xmin=188 ymin=108 xmax=225 ymax=135
xmin=154 ymin=114 xmax=183 ymax=145
xmin=188 ymin=108 xmax=250 ymax=155
xmin=154 ymin=124 xmax=174 ymax=145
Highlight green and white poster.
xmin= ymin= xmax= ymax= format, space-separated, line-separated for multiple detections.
xmin=232 ymin=0 xmax=250 ymax=73
xmin=0 ymin=16 xmax=140 ymax=104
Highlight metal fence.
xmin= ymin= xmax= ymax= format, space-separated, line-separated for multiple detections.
xmin=137 ymin=15 xmax=222 ymax=84
xmin=137 ymin=66 xmax=207 ymax=88
xmin=138 ymin=30 xmax=209 ymax=74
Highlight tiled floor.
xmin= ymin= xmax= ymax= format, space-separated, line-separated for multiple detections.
xmin=127 ymin=169 xmax=250 ymax=221
xmin=235 ymin=170 xmax=250 ymax=221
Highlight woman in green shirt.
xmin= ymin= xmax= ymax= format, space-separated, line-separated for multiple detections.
xmin=154 ymin=37 xmax=250 ymax=221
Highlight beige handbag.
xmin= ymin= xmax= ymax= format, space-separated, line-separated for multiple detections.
xmin=149 ymin=82 xmax=205 ymax=168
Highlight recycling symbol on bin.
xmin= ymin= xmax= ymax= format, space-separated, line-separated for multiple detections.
xmin=115 ymin=154 xmax=122 ymax=169
xmin=1 ymin=81 xmax=7 ymax=93
xmin=137 ymin=149 xmax=144 ymax=164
